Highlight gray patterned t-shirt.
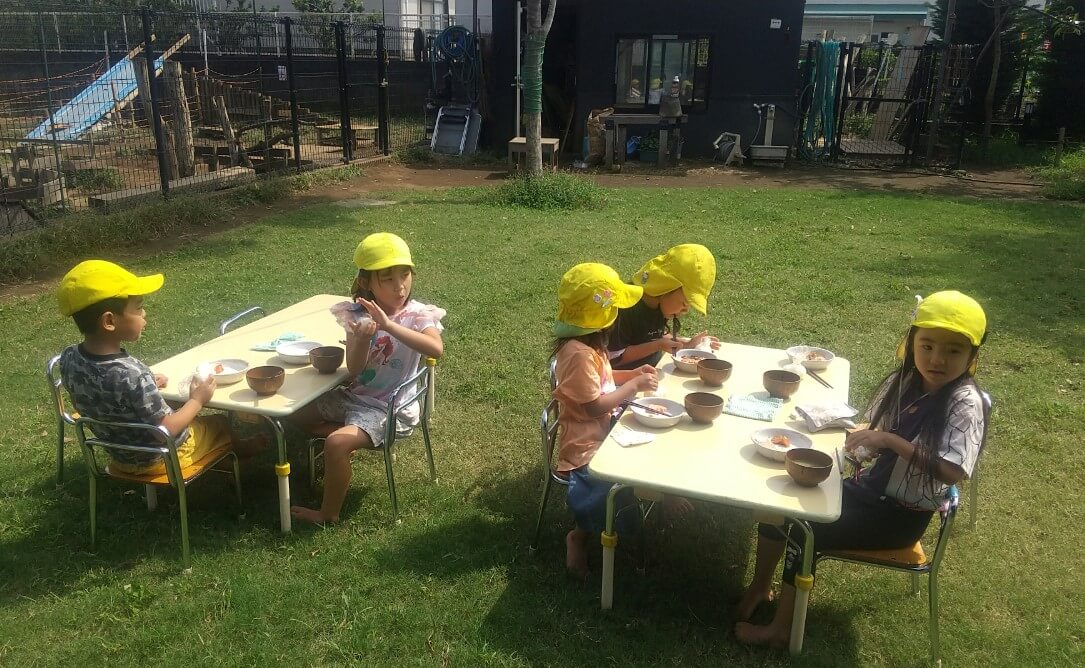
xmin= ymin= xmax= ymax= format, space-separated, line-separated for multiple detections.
xmin=59 ymin=344 xmax=181 ymax=466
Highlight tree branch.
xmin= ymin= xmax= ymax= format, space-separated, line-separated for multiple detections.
xmin=542 ymin=0 xmax=558 ymax=35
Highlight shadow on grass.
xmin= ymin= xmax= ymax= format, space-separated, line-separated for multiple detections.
xmin=375 ymin=467 xmax=863 ymax=666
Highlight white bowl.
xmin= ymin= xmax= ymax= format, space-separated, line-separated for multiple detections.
xmin=786 ymin=345 xmax=835 ymax=372
xmin=673 ymin=348 xmax=719 ymax=374
xmin=751 ymin=428 xmax=813 ymax=462
xmin=276 ymin=340 xmax=321 ymax=365
xmin=209 ymin=358 xmax=249 ymax=385
xmin=629 ymin=397 xmax=685 ymax=429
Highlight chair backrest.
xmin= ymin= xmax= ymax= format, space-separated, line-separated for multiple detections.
xmin=45 ymin=354 xmax=77 ymax=427
xmin=73 ymin=415 xmax=187 ymax=483
xmin=928 ymin=485 xmax=960 ymax=571
xmin=540 ymin=398 xmax=566 ymax=484
xmin=219 ymin=306 xmax=266 ymax=336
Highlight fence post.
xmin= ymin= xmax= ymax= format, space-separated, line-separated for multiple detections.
xmin=794 ymin=41 xmax=815 ymax=156
xmin=36 ymin=11 xmax=67 ymax=214
xmin=141 ymin=8 xmax=171 ymax=196
xmin=335 ymin=21 xmax=353 ymax=163
xmin=376 ymin=25 xmax=390 ymax=155
xmin=830 ymin=42 xmax=850 ymax=162
xmin=283 ymin=17 xmax=302 ymax=172
xmin=1055 ymin=127 xmax=1066 ymax=166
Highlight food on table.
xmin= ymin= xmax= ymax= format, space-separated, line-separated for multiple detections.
xmin=214 ymin=362 xmax=226 ymax=374
xmin=770 ymin=434 xmax=792 ymax=448
xmin=644 ymin=403 xmax=671 ymax=416
xmin=806 ymin=351 xmax=828 ymax=361
xmin=682 ymin=355 xmax=707 ymax=364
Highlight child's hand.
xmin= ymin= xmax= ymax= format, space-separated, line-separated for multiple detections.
xmin=633 ymin=367 xmax=659 ymax=393
xmin=657 ymin=336 xmax=682 ymax=355
xmin=688 ymin=331 xmax=721 ymax=351
xmin=845 ymin=429 xmax=887 ymax=458
xmin=356 ymin=297 xmax=391 ymax=330
xmin=154 ymin=373 xmax=169 ymax=389
xmin=190 ymin=375 xmax=217 ymax=405
xmin=347 ymin=317 xmax=378 ymax=340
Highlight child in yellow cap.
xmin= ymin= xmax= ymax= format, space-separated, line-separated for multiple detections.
xmin=736 ymin=291 xmax=989 ymax=647
xmin=609 ymin=244 xmax=720 ymax=370
xmin=291 ymin=232 xmax=445 ymax=525
xmin=551 ymin=263 xmax=660 ymax=578
xmin=56 ymin=260 xmax=260 ymax=477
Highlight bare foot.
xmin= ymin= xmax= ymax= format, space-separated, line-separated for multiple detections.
xmin=565 ymin=528 xmax=589 ymax=580
xmin=734 ymin=621 xmax=789 ymax=648
xmin=290 ymin=505 xmax=337 ymax=525
xmin=734 ymin=586 xmax=775 ymax=621
xmin=662 ymin=494 xmax=694 ymax=520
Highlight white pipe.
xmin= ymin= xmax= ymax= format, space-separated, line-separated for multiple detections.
xmin=278 ymin=474 xmax=291 ymax=532
xmin=601 ymin=544 xmax=615 ymax=609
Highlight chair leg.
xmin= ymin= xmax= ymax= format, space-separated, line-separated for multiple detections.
xmin=969 ymin=469 xmax=978 ymax=529
xmin=928 ymin=571 xmax=941 ymax=667
xmin=911 ymin=572 xmax=920 ymax=596
xmin=177 ymin=483 xmax=191 ymax=569
xmin=230 ymin=454 xmax=244 ymax=516
xmin=383 ymin=445 xmax=399 ymax=522
xmin=56 ymin=417 xmax=65 ymax=485
xmin=88 ymin=475 xmax=97 ymax=549
xmin=421 ymin=417 xmax=437 ymax=483
xmin=145 ymin=485 xmax=158 ymax=512
xmin=308 ymin=438 xmax=323 ymax=491
xmin=530 ymin=475 xmax=554 ymax=552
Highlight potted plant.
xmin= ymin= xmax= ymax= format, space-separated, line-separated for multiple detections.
xmin=639 ymin=134 xmax=659 ymax=163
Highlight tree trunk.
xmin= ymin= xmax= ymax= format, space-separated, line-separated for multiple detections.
xmin=523 ymin=0 xmax=557 ymax=177
xmin=982 ymin=1 xmax=1003 ymax=153
xmin=163 ymin=61 xmax=196 ymax=178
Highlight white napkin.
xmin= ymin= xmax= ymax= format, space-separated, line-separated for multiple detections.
xmin=794 ymin=400 xmax=858 ymax=432
xmin=612 ymin=425 xmax=656 ymax=448
xmin=177 ymin=362 xmax=214 ymax=400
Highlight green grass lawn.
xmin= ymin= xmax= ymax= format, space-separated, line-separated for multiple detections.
xmin=0 ymin=186 xmax=1082 ymax=666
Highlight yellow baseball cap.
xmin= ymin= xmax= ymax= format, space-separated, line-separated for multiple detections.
xmin=556 ymin=263 xmax=643 ymax=335
xmin=633 ymin=244 xmax=716 ymax=315
xmin=57 ymin=260 xmax=163 ymax=317
xmin=353 ymin=232 xmax=414 ymax=271
xmin=897 ymin=291 xmax=987 ymax=373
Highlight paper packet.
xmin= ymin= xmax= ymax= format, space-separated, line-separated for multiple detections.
xmin=794 ymin=400 xmax=859 ymax=432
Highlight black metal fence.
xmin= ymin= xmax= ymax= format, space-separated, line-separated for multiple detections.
xmin=0 ymin=10 xmax=440 ymax=236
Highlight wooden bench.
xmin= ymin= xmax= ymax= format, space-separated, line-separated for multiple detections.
xmin=88 ymin=167 xmax=255 ymax=209
xmin=315 ymin=122 xmax=379 ymax=148
xmin=507 ymin=136 xmax=560 ymax=172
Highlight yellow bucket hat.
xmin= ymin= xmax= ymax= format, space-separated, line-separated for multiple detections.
xmin=632 ymin=244 xmax=716 ymax=315
xmin=57 ymin=260 xmax=164 ymax=317
xmin=898 ymin=290 xmax=987 ymax=374
xmin=556 ymin=263 xmax=643 ymax=335
xmin=353 ymin=232 xmax=414 ymax=271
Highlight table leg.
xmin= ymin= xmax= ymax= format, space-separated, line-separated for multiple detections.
xmin=617 ymin=127 xmax=628 ymax=165
xmin=659 ymin=128 xmax=669 ymax=167
xmin=600 ymin=483 xmax=626 ymax=610
xmin=605 ymin=129 xmax=614 ymax=168
xmin=789 ymin=519 xmax=816 ymax=655
xmin=264 ymin=416 xmax=291 ymax=533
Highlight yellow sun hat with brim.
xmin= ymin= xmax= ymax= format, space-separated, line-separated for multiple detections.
xmin=632 ymin=244 xmax=716 ymax=315
xmin=57 ymin=260 xmax=164 ymax=317
xmin=353 ymin=232 xmax=414 ymax=271
xmin=555 ymin=263 xmax=643 ymax=336
xmin=897 ymin=290 xmax=987 ymax=374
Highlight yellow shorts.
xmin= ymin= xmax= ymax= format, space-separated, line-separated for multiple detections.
xmin=110 ymin=414 xmax=233 ymax=476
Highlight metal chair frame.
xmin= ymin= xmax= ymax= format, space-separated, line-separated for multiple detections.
xmin=45 ymin=354 xmax=77 ymax=484
xmin=818 ymin=487 xmax=960 ymax=667
xmin=307 ymin=358 xmax=437 ymax=522
xmin=73 ymin=413 xmax=242 ymax=569
xmin=219 ymin=306 xmax=266 ymax=336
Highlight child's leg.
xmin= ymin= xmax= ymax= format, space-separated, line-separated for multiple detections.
xmin=290 ymin=425 xmax=372 ymax=524
xmin=565 ymin=524 xmax=590 ymax=580
xmin=735 ymin=524 xmax=787 ymax=621
xmin=735 ymin=583 xmax=795 ymax=647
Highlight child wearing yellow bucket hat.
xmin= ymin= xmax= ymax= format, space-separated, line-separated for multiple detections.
xmin=551 ymin=263 xmax=661 ymax=578
xmin=736 ymin=290 xmax=990 ymax=648
xmin=290 ymin=232 xmax=445 ymax=525
xmin=56 ymin=260 xmax=261 ymax=477
xmin=609 ymin=244 xmax=720 ymax=370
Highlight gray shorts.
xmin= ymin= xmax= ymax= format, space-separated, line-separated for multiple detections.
xmin=314 ymin=387 xmax=414 ymax=448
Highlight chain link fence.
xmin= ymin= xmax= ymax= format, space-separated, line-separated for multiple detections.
xmin=0 ymin=9 xmax=444 ymax=236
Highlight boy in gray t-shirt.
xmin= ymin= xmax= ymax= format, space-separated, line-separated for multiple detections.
xmin=57 ymin=260 xmax=245 ymax=475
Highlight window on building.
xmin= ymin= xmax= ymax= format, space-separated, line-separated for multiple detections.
xmin=615 ymin=35 xmax=711 ymax=111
